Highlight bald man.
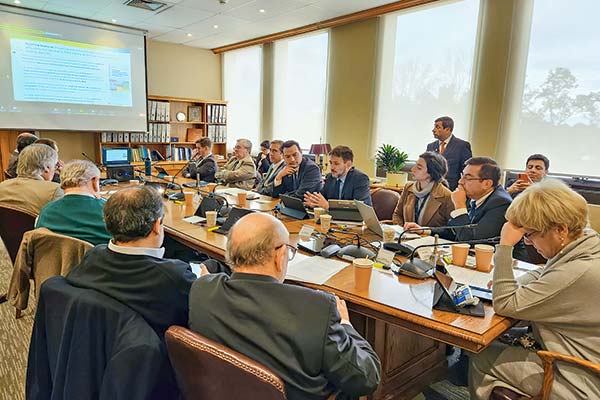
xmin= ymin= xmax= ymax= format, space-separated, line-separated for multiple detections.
xmin=189 ymin=213 xmax=381 ymax=400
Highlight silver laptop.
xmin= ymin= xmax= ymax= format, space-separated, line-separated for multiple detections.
xmin=354 ymin=200 xmax=404 ymax=238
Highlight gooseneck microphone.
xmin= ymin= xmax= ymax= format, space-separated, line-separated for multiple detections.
xmin=384 ymin=224 xmax=479 ymax=255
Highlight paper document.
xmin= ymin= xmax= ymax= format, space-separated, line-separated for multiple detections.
xmin=285 ymin=254 xmax=349 ymax=285
xmin=446 ymin=264 xmax=532 ymax=290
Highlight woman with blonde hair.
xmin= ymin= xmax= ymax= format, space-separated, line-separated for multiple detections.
xmin=469 ymin=179 xmax=600 ymax=399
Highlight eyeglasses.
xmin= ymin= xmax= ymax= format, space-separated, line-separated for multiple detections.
xmin=460 ymin=172 xmax=483 ymax=181
xmin=523 ymin=230 xmax=539 ymax=240
xmin=275 ymin=243 xmax=297 ymax=261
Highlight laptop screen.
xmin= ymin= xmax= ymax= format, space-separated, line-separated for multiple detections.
xmin=103 ymin=147 xmax=130 ymax=165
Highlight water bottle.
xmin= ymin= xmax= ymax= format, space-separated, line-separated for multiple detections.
xmin=144 ymin=157 xmax=152 ymax=176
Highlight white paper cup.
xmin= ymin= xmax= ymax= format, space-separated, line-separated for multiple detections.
xmin=320 ymin=214 xmax=332 ymax=232
xmin=206 ymin=211 xmax=217 ymax=228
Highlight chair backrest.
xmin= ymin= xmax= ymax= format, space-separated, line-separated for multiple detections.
xmin=0 ymin=205 xmax=37 ymax=264
xmin=3 ymin=169 xmax=13 ymax=180
xmin=165 ymin=326 xmax=286 ymax=400
xmin=371 ymin=189 xmax=401 ymax=221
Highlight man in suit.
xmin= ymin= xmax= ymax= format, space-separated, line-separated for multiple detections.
xmin=426 ymin=116 xmax=472 ymax=190
xmin=405 ymin=157 xmax=511 ymax=242
xmin=0 ymin=144 xmax=63 ymax=215
xmin=215 ymin=138 xmax=257 ymax=190
xmin=256 ymin=139 xmax=285 ymax=196
xmin=255 ymin=139 xmax=272 ymax=176
xmin=6 ymin=132 xmax=38 ymax=179
xmin=304 ymin=145 xmax=372 ymax=209
xmin=189 ymin=213 xmax=381 ymax=400
xmin=271 ymin=140 xmax=322 ymax=199
xmin=506 ymin=154 xmax=550 ymax=198
xmin=184 ymin=137 xmax=217 ymax=182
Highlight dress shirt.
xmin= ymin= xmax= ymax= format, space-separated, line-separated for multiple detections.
xmin=108 ymin=240 xmax=165 ymax=259
xmin=450 ymin=188 xmax=495 ymax=219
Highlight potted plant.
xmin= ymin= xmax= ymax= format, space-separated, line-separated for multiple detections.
xmin=375 ymin=144 xmax=409 ymax=187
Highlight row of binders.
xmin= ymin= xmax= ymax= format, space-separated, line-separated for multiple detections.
xmin=148 ymin=100 xmax=170 ymax=122
xmin=166 ymin=146 xmax=194 ymax=161
xmin=100 ymin=130 xmax=169 ymax=143
xmin=130 ymin=147 xmax=165 ymax=162
xmin=207 ymin=104 xmax=227 ymax=124
xmin=207 ymin=125 xmax=227 ymax=143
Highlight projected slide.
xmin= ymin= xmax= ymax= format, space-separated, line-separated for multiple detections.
xmin=10 ymin=35 xmax=132 ymax=107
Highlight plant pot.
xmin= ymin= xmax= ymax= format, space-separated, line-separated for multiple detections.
xmin=386 ymin=172 xmax=407 ymax=188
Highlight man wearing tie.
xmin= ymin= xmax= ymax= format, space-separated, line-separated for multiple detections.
xmin=184 ymin=137 xmax=217 ymax=182
xmin=304 ymin=145 xmax=371 ymax=210
xmin=256 ymin=140 xmax=285 ymax=196
xmin=426 ymin=116 xmax=472 ymax=190
xmin=270 ymin=140 xmax=322 ymax=199
xmin=215 ymin=138 xmax=256 ymax=190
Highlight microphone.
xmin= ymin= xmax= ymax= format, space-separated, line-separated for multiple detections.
xmin=81 ymin=152 xmax=105 ymax=171
xmin=384 ymin=224 xmax=479 ymax=255
xmin=327 ymin=228 xmax=376 ymax=260
xmin=399 ymin=237 xmax=500 ymax=279
xmin=195 ymin=189 xmax=231 ymax=218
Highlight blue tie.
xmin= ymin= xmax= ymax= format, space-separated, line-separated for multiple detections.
xmin=467 ymin=200 xmax=477 ymax=221
xmin=333 ymin=179 xmax=341 ymax=199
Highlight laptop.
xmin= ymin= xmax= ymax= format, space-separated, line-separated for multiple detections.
xmin=328 ymin=199 xmax=363 ymax=222
xmin=355 ymin=200 xmax=404 ymax=238
xmin=279 ymin=194 xmax=309 ymax=220
xmin=212 ymin=207 xmax=254 ymax=235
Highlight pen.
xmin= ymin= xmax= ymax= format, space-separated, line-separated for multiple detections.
xmin=207 ymin=226 xmax=219 ymax=232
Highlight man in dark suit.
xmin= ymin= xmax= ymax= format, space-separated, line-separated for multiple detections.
xmin=256 ymin=140 xmax=285 ymax=196
xmin=304 ymin=145 xmax=372 ymax=209
xmin=184 ymin=137 xmax=217 ymax=182
xmin=255 ymin=139 xmax=272 ymax=176
xmin=270 ymin=140 xmax=322 ymax=199
xmin=189 ymin=213 xmax=381 ymax=400
xmin=426 ymin=116 xmax=472 ymax=190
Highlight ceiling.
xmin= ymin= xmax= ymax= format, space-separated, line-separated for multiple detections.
xmin=1 ymin=0 xmax=399 ymax=49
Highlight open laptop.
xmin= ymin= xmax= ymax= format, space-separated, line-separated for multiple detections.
xmin=212 ymin=207 xmax=254 ymax=235
xmin=355 ymin=200 xmax=404 ymax=238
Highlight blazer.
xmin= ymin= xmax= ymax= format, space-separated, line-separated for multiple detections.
xmin=255 ymin=153 xmax=271 ymax=175
xmin=189 ymin=272 xmax=381 ymax=400
xmin=0 ymin=176 xmax=63 ymax=215
xmin=392 ymin=181 xmax=454 ymax=227
xmin=215 ymin=155 xmax=257 ymax=190
xmin=187 ymin=154 xmax=218 ymax=182
xmin=271 ymin=156 xmax=322 ymax=199
xmin=426 ymin=135 xmax=472 ymax=190
xmin=442 ymin=185 xmax=511 ymax=242
xmin=320 ymin=167 xmax=372 ymax=206
xmin=256 ymin=161 xmax=285 ymax=196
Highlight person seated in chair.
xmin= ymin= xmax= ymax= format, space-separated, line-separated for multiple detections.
xmin=6 ymin=132 xmax=38 ymax=179
xmin=215 ymin=138 xmax=256 ymax=190
xmin=36 ymin=160 xmax=110 ymax=246
xmin=505 ymin=153 xmax=550 ymax=198
xmin=66 ymin=186 xmax=197 ymax=338
xmin=189 ymin=213 xmax=381 ymax=400
xmin=0 ymin=144 xmax=63 ymax=215
xmin=256 ymin=140 xmax=286 ymax=196
xmin=34 ymin=138 xmax=64 ymax=183
xmin=184 ymin=137 xmax=217 ymax=182
xmin=392 ymin=151 xmax=454 ymax=228
xmin=270 ymin=140 xmax=322 ymax=199
xmin=255 ymin=140 xmax=272 ymax=176
xmin=304 ymin=145 xmax=371 ymax=210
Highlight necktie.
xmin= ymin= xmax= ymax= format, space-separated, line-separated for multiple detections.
xmin=292 ymin=171 xmax=298 ymax=189
xmin=440 ymin=141 xmax=446 ymax=155
xmin=333 ymin=178 xmax=341 ymax=200
xmin=467 ymin=200 xmax=477 ymax=221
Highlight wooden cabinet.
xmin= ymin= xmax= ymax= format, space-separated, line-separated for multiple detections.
xmin=96 ymin=95 xmax=227 ymax=175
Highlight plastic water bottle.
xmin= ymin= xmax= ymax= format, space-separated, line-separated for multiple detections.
xmin=145 ymin=157 xmax=152 ymax=176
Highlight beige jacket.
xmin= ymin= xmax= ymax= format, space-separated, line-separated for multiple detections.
xmin=9 ymin=228 xmax=93 ymax=311
xmin=215 ymin=155 xmax=257 ymax=191
xmin=0 ymin=176 xmax=63 ymax=215
xmin=392 ymin=181 xmax=454 ymax=226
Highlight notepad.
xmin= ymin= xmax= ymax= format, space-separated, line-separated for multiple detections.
xmin=285 ymin=254 xmax=349 ymax=285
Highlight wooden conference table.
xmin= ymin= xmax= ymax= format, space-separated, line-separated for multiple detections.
xmin=110 ymin=178 xmax=514 ymax=399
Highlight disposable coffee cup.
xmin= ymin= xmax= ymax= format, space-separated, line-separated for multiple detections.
xmin=206 ymin=211 xmax=217 ymax=228
xmin=313 ymin=207 xmax=325 ymax=223
xmin=475 ymin=244 xmax=495 ymax=272
xmin=452 ymin=243 xmax=470 ymax=267
xmin=184 ymin=191 xmax=195 ymax=208
xmin=382 ymin=226 xmax=395 ymax=242
xmin=237 ymin=192 xmax=247 ymax=207
xmin=320 ymin=214 xmax=332 ymax=232
xmin=353 ymin=258 xmax=374 ymax=291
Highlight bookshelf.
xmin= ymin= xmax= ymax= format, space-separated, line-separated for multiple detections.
xmin=96 ymin=95 xmax=227 ymax=175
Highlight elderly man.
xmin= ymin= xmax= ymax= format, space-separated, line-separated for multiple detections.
xmin=189 ymin=213 xmax=381 ymax=400
xmin=214 ymin=138 xmax=256 ymax=190
xmin=506 ymin=154 xmax=550 ymax=198
xmin=256 ymin=139 xmax=286 ymax=196
xmin=0 ymin=144 xmax=63 ymax=215
xmin=6 ymin=132 xmax=38 ymax=178
xmin=66 ymin=186 xmax=196 ymax=338
xmin=36 ymin=160 xmax=110 ymax=246
xmin=270 ymin=140 xmax=322 ymax=199
xmin=304 ymin=145 xmax=372 ymax=210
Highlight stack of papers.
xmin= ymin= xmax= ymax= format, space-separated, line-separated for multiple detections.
xmin=285 ymin=254 xmax=349 ymax=285
xmin=215 ymin=188 xmax=260 ymax=200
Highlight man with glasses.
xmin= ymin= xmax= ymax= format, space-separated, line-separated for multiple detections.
xmin=406 ymin=157 xmax=512 ymax=242
xmin=215 ymin=138 xmax=256 ymax=190
xmin=189 ymin=213 xmax=381 ymax=400
xmin=256 ymin=139 xmax=286 ymax=196
xmin=270 ymin=140 xmax=322 ymax=199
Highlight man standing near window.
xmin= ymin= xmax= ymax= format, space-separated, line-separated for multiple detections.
xmin=426 ymin=116 xmax=472 ymax=190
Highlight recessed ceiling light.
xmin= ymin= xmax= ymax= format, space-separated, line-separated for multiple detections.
xmin=213 ymin=25 xmax=219 ymax=29
xmin=186 ymin=33 xmax=192 ymax=37
xmin=112 ymin=19 xmax=117 ymax=23
xmin=259 ymin=9 xmax=265 ymax=13
xmin=14 ymin=0 xmax=21 ymax=4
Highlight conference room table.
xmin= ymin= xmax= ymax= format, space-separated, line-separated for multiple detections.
xmin=107 ymin=177 xmax=515 ymax=399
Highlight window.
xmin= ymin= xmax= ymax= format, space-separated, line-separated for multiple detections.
xmin=273 ymin=31 xmax=329 ymax=149
xmin=373 ymin=0 xmax=480 ymax=159
xmin=223 ymin=45 xmax=262 ymax=152
xmin=500 ymin=1 xmax=600 ymax=176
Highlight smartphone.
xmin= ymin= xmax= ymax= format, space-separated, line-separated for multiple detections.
xmin=518 ymin=173 xmax=531 ymax=182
